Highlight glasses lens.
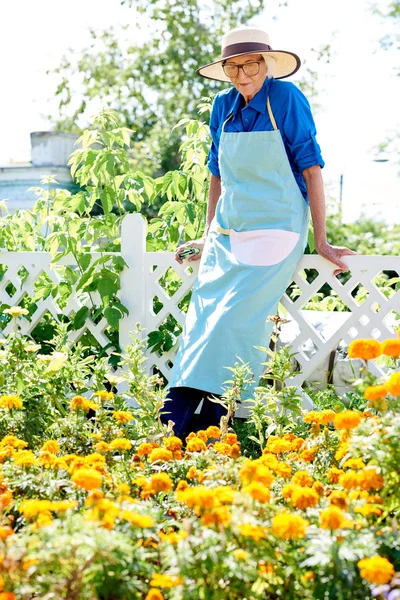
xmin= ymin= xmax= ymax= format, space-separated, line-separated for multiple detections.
xmin=243 ymin=62 xmax=260 ymax=76
xmin=223 ymin=64 xmax=239 ymax=78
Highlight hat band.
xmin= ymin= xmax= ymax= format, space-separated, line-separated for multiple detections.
xmin=221 ymin=41 xmax=272 ymax=59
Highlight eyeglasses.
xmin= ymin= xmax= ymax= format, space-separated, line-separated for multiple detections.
xmin=222 ymin=60 xmax=263 ymax=79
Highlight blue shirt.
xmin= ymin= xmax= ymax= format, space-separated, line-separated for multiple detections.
xmin=207 ymin=77 xmax=325 ymax=199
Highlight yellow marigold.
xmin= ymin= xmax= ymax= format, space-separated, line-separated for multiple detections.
xmin=339 ymin=471 xmax=360 ymax=490
xmin=348 ymin=339 xmax=381 ymax=361
xmin=282 ymin=484 xmax=296 ymax=500
xmin=71 ymin=468 xmax=102 ymax=490
xmin=237 ymin=523 xmax=268 ymax=540
xmin=84 ymin=452 xmax=106 ymax=468
xmin=274 ymin=461 xmax=292 ymax=479
xmin=0 ymin=395 xmax=22 ymax=410
xmin=120 ymin=510 xmax=154 ymax=528
xmin=186 ymin=438 xmax=207 ymax=453
xmin=150 ymin=473 xmax=173 ymax=494
xmin=149 ymin=448 xmax=174 ymax=463
xmin=299 ymin=447 xmax=318 ymax=462
xmin=49 ymin=500 xmax=78 ymax=512
xmin=260 ymin=452 xmax=279 ymax=467
xmin=4 ymin=306 xmax=29 ymax=318
xmin=234 ymin=549 xmax=249 ymax=561
xmin=355 ymin=504 xmax=383 ymax=517
xmin=145 ymin=590 xmax=164 ymax=600
xmin=335 ymin=443 xmax=349 ymax=462
xmin=0 ymin=435 xmax=28 ymax=449
xmin=186 ymin=466 xmax=198 ymax=480
xmin=70 ymin=395 xmax=87 ymax=410
xmin=163 ymin=436 xmax=182 ymax=452
xmin=0 ymin=490 xmax=13 ymax=510
xmin=358 ymin=467 xmax=384 ymax=491
xmin=223 ymin=433 xmax=238 ymax=445
xmin=13 ymin=450 xmax=38 ymax=467
xmin=333 ymin=410 xmax=362 ymax=430
xmin=364 ymin=385 xmax=388 ymax=401
xmin=94 ymin=390 xmax=114 ymax=402
xmin=109 ymin=438 xmax=132 ymax=451
xmin=205 ymin=425 xmax=221 ymax=439
xmin=195 ymin=430 xmax=208 ymax=441
xmin=176 ymin=480 xmax=188 ymax=492
xmin=290 ymin=486 xmax=319 ymax=510
xmin=301 ymin=571 xmax=315 ymax=583
xmin=358 ymin=556 xmax=394 ymax=585
xmin=201 ymin=505 xmax=232 ymax=527
xmin=150 ymin=573 xmax=183 ymax=588
xmin=41 ymin=440 xmax=60 ymax=454
xmin=328 ymin=491 xmax=349 ymax=509
xmin=303 ymin=410 xmax=335 ymax=425
xmin=319 ymin=506 xmax=347 ymax=529
xmin=381 ymin=338 xmax=400 ymax=357
xmin=239 ymin=460 xmax=274 ymax=487
xmin=159 ymin=530 xmax=188 ymax=545
xmin=292 ymin=470 xmax=313 ymax=487
xmin=38 ymin=451 xmax=57 ymax=468
xmin=242 ymin=481 xmax=270 ymax=503
xmin=213 ymin=442 xmax=232 ymax=456
xmin=266 ymin=436 xmax=292 ymax=454
xmin=272 ymin=512 xmax=309 ymax=539
xmin=343 ymin=458 xmax=365 ymax=470
xmin=19 ymin=499 xmax=53 ymax=519
xmin=94 ymin=441 xmax=112 ymax=453
xmin=112 ymin=410 xmax=135 ymax=424
xmin=386 ymin=372 xmax=400 ymax=396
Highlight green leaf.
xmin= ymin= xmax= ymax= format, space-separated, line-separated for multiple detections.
xmin=100 ymin=188 xmax=114 ymax=214
xmin=73 ymin=306 xmax=89 ymax=330
xmin=104 ymin=306 xmax=122 ymax=327
xmin=307 ymin=225 xmax=315 ymax=253
xmin=79 ymin=254 xmax=92 ymax=271
xmin=16 ymin=372 xmax=24 ymax=394
xmin=97 ymin=278 xmax=116 ymax=305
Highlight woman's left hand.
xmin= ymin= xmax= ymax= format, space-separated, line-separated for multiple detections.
xmin=316 ymin=242 xmax=357 ymax=276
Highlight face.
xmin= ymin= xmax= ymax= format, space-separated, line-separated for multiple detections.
xmin=224 ymin=53 xmax=268 ymax=100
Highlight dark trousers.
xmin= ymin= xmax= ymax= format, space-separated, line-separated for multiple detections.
xmin=161 ymin=386 xmax=227 ymax=438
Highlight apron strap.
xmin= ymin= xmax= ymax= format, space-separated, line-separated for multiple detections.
xmin=221 ymin=111 xmax=234 ymax=132
xmin=267 ymin=97 xmax=278 ymax=131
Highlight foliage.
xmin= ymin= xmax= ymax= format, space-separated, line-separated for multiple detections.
xmin=0 ymin=324 xmax=399 ymax=598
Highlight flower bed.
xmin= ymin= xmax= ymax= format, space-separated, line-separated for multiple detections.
xmin=0 ymin=311 xmax=399 ymax=599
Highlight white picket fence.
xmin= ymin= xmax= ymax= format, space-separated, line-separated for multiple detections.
xmin=1 ymin=213 xmax=400 ymax=394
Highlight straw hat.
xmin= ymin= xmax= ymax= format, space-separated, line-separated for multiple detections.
xmin=197 ymin=26 xmax=301 ymax=82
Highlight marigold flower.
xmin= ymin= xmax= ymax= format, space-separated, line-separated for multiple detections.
xmin=71 ymin=468 xmax=102 ymax=490
xmin=145 ymin=590 xmax=164 ymax=600
xmin=343 ymin=458 xmax=365 ymax=470
xmin=49 ymin=500 xmax=78 ymax=512
xmin=358 ymin=556 xmax=394 ymax=585
xmin=0 ymin=435 xmax=27 ymax=449
xmin=41 ymin=440 xmax=60 ymax=454
xmin=358 ymin=467 xmax=384 ymax=491
xmin=205 ymin=425 xmax=221 ymax=439
xmin=176 ymin=480 xmax=188 ymax=492
xmin=381 ymin=338 xmax=400 ymax=357
xmin=223 ymin=433 xmax=238 ymax=445
xmin=239 ymin=460 xmax=274 ymax=487
xmin=109 ymin=438 xmax=132 ymax=451
xmin=137 ymin=442 xmax=158 ymax=457
xmin=339 ymin=472 xmax=360 ymax=490
xmin=120 ymin=510 xmax=154 ymax=528
xmin=94 ymin=390 xmax=114 ymax=402
xmin=292 ymin=470 xmax=313 ymax=487
xmin=303 ymin=410 xmax=335 ymax=425
xmin=299 ymin=447 xmax=318 ymax=462
xmin=19 ymin=499 xmax=53 ymax=519
xmin=150 ymin=473 xmax=173 ymax=494
xmin=290 ymin=486 xmax=319 ymax=510
xmin=0 ymin=526 xmax=14 ymax=539
xmin=272 ymin=512 xmax=309 ymax=539
xmin=313 ymin=481 xmax=324 ymax=496
xmin=112 ymin=410 xmax=135 ymax=424
xmin=354 ymin=504 xmax=383 ymax=517
xmin=38 ymin=451 xmax=58 ymax=469
xmin=364 ymin=385 xmax=388 ymax=402
xmin=149 ymin=448 xmax=174 ymax=463
xmin=159 ymin=530 xmax=188 ymax=544
xmin=282 ymin=484 xmax=296 ymax=500
xmin=3 ymin=306 xmax=29 ymax=318
xmin=242 ymin=481 xmax=270 ymax=503
xmin=213 ymin=442 xmax=232 ymax=456
xmin=328 ymin=491 xmax=349 ymax=509
xmin=319 ymin=506 xmax=347 ymax=529
xmin=237 ymin=523 xmax=268 ymax=540
xmin=266 ymin=436 xmax=292 ymax=454
xmin=150 ymin=574 xmax=183 ymax=588
xmin=70 ymin=395 xmax=87 ymax=411
xmin=163 ymin=436 xmax=182 ymax=452
xmin=13 ymin=450 xmax=38 ymax=467
xmin=186 ymin=438 xmax=207 ymax=453
xmin=201 ymin=505 xmax=232 ymax=527
xmin=186 ymin=466 xmax=198 ymax=480
xmin=333 ymin=410 xmax=362 ymax=430
xmin=0 ymin=395 xmax=22 ymax=410
xmin=94 ymin=441 xmax=112 ymax=453
xmin=348 ymin=339 xmax=381 ymax=361
xmin=0 ymin=593 xmax=17 ymax=600
xmin=386 ymin=372 xmax=400 ymax=396
xmin=233 ymin=549 xmax=249 ymax=561
xmin=301 ymin=571 xmax=315 ymax=583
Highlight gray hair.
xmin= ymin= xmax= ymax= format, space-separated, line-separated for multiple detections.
xmin=264 ymin=54 xmax=276 ymax=77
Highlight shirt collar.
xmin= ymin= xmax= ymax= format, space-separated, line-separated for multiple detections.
xmin=232 ymin=77 xmax=272 ymax=116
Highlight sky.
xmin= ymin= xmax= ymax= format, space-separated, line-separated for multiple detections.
xmin=0 ymin=0 xmax=399 ymax=223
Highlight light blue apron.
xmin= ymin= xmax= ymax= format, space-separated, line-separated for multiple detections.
xmin=168 ymin=91 xmax=310 ymax=396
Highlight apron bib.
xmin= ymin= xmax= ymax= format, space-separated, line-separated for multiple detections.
xmin=168 ymin=92 xmax=310 ymax=396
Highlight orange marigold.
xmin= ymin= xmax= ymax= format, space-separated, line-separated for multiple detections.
xmin=292 ymin=470 xmax=313 ymax=487
xmin=328 ymin=467 xmax=344 ymax=484
xmin=348 ymin=339 xmax=381 ymax=361
xmin=149 ymin=448 xmax=173 ymax=463
xmin=303 ymin=410 xmax=335 ymax=425
xmin=333 ymin=410 xmax=362 ymax=430
xmin=319 ymin=506 xmax=347 ymax=529
xmin=358 ymin=556 xmax=394 ymax=585
xmin=290 ymin=486 xmax=319 ymax=510
xmin=242 ymin=482 xmax=270 ymax=503
xmin=186 ymin=438 xmax=207 ymax=453
xmin=381 ymin=338 xmax=400 ymax=358
xmin=71 ymin=468 xmax=102 ymax=490
xmin=150 ymin=473 xmax=173 ymax=494
xmin=328 ymin=491 xmax=349 ymax=509
xmin=163 ymin=436 xmax=182 ymax=452
xmin=205 ymin=426 xmax=221 ymax=439
xmin=272 ymin=512 xmax=309 ymax=539
xmin=358 ymin=467 xmax=384 ymax=491
xmin=364 ymin=385 xmax=388 ymax=402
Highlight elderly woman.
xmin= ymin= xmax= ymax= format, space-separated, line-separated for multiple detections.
xmin=163 ymin=26 xmax=355 ymax=437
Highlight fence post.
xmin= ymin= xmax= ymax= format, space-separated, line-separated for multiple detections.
xmin=119 ymin=213 xmax=147 ymax=350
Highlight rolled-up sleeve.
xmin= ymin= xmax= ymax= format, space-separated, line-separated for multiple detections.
xmin=207 ymin=96 xmax=222 ymax=178
xmin=280 ymin=83 xmax=325 ymax=173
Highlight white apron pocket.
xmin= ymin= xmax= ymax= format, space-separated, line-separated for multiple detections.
xmin=230 ymin=229 xmax=300 ymax=267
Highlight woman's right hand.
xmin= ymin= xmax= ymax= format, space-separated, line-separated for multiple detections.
xmin=174 ymin=238 xmax=206 ymax=264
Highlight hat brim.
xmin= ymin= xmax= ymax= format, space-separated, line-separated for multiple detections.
xmin=196 ymin=50 xmax=301 ymax=82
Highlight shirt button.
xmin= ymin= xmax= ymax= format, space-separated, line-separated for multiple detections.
xmin=244 ymin=118 xmax=248 ymax=122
